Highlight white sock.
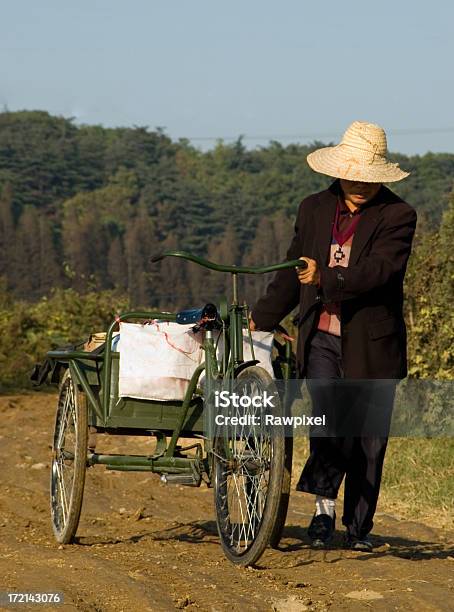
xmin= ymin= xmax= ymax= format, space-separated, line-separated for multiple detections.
xmin=315 ymin=495 xmax=336 ymax=518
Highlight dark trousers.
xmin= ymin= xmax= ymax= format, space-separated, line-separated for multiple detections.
xmin=296 ymin=330 xmax=395 ymax=539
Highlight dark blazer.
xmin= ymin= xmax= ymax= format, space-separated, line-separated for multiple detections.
xmin=251 ymin=180 xmax=417 ymax=379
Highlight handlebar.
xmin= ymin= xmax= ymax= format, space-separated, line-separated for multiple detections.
xmin=150 ymin=250 xmax=308 ymax=274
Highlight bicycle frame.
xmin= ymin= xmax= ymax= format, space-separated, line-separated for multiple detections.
xmin=47 ymin=250 xmax=303 ymax=476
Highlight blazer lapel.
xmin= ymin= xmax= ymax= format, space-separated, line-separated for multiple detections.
xmin=348 ymin=205 xmax=382 ymax=265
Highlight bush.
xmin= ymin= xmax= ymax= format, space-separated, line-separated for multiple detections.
xmin=0 ymin=283 xmax=129 ymax=390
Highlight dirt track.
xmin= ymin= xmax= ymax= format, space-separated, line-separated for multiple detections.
xmin=0 ymin=393 xmax=453 ymax=611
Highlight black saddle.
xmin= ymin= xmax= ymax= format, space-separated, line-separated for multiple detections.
xmin=176 ymin=303 xmax=222 ymax=331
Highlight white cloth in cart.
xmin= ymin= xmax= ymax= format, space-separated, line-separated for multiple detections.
xmin=197 ymin=330 xmax=275 ymax=388
xmin=245 ymin=331 xmax=275 ymax=377
xmin=217 ymin=331 xmax=275 ymax=379
xmin=117 ymin=322 xmax=275 ymax=401
xmin=118 ymin=321 xmax=204 ymax=401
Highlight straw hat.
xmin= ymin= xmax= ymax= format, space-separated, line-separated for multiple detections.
xmin=306 ymin=121 xmax=409 ymax=183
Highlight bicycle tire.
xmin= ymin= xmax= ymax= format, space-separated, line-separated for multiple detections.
xmin=213 ymin=365 xmax=285 ymax=565
xmin=50 ymin=369 xmax=88 ymax=544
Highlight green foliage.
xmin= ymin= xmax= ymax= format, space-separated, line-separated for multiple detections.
xmin=391 ymin=152 xmax=454 ymax=228
xmin=0 ymin=283 xmax=129 ymax=390
xmin=404 ymin=192 xmax=454 ymax=378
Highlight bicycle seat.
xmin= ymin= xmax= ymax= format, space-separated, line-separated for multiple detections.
xmin=176 ymin=303 xmax=222 ymax=330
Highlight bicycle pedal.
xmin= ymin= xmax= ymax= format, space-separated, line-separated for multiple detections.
xmin=160 ymin=473 xmax=200 ymax=486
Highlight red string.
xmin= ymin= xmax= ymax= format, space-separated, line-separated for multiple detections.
xmin=146 ymin=320 xmax=198 ymax=356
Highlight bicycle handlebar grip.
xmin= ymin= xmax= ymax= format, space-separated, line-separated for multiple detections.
xmin=295 ymin=260 xmax=308 ymax=269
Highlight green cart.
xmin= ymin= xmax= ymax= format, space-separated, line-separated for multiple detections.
xmin=47 ymin=251 xmax=305 ymax=566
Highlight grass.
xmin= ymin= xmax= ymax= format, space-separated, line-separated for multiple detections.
xmin=292 ymin=437 xmax=454 ymax=529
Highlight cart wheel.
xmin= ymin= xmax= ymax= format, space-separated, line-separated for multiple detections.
xmin=50 ymin=368 xmax=88 ymax=543
xmin=213 ymin=366 xmax=285 ymax=566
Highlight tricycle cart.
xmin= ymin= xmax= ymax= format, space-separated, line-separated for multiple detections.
xmin=47 ymin=251 xmax=305 ymax=566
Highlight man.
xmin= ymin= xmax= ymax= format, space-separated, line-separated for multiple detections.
xmin=250 ymin=121 xmax=417 ymax=551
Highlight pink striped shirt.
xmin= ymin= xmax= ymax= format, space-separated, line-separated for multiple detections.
xmin=317 ymin=200 xmax=360 ymax=336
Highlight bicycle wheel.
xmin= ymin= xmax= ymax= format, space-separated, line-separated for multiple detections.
xmin=269 ymin=436 xmax=293 ymax=548
xmin=50 ymin=368 xmax=88 ymax=543
xmin=213 ymin=366 xmax=285 ymax=565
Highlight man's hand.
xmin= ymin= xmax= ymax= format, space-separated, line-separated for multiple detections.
xmin=296 ymin=257 xmax=320 ymax=286
xmin=249 ymin=313 xmax=257 ymax=331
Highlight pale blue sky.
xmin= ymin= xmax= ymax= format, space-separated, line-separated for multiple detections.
xmin=1 ymin=0 xmax=453 ymax=154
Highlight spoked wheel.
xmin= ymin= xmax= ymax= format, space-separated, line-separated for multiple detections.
xmin=50 ymin=368 xmax=88 ymax=543
xmin=269 ymin=436 xmax=293 ymax=548
xmin=213 ymin=366 xmax=285 ymax=565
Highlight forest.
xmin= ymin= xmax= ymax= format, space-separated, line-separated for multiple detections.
xmin=0 ymin=110 xmax=453 ymax=387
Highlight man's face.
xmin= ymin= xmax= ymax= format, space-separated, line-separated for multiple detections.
xmin=339 ymin=179 xmax=382 ymax=206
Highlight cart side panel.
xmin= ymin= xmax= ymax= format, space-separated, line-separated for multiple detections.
xmin=104 ymin=397 xmax=204 ymax=433
xmin=98 ymin=351 xmax=205 ymax=433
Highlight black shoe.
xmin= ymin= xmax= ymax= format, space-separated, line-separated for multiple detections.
xmin=344 ymin=532 xmax=374 ymax=552
xmin=308 ymin=512 xmax=336 ymax=548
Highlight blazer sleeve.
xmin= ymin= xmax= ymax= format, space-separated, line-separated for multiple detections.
xmin=319 ymin=203 xmax=417 ymax=303
xmin=250 ymin=202 xmax=303 ymax=330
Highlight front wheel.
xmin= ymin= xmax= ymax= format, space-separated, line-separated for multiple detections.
xmin=50 ymin=368 xmax=88 ymax=543
xmin=269 ymin=436 xmax=293 ymax=548
xmin=212 ymin=366 xmax=285 ymax=565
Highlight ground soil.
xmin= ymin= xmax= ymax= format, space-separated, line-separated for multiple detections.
xmin=1 ymin=393 xmax=453 ymax=612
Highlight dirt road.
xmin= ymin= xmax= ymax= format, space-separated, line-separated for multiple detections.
xmin=0 ymin=393 xmax=453 ymax=611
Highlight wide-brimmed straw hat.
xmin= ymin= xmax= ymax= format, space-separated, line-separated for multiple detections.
xmin=307 ymin=121 xmax=409 ymax=183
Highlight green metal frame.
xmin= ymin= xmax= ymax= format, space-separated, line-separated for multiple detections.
xmin=48 ymin=251 xmax=302 ymax=480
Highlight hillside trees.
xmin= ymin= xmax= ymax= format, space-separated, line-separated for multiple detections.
xmin=0 ymin=109 xmax=453 ymax=314
xmin=0 ymin=111 xmax=82 ymax=215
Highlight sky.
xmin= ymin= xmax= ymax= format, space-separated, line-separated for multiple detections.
xmin=1 ymin=0 xmax=454 ymax=155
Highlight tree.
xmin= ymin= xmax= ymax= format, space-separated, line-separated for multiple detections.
xmin=37 ymin=213 xmax=62 ymax=294
xmin=0 ymin=183 xmax=15 ymax=286
xmin=61 ymin=205 xmax=98 ymax=292
xmin=7 ymin=197 xmax=61 ymax=298
xmin=243 ymin=211 xmax=294 ymax=306
xmin=107 ymin=236 xmax=127 ymax=291
xmin=204 ymin=225 xmax=239 ymax=304
xmin=13 ymin=206 xmax=42 ymax=298
xmin=123 ymin=202 xmax=160 ymax=307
